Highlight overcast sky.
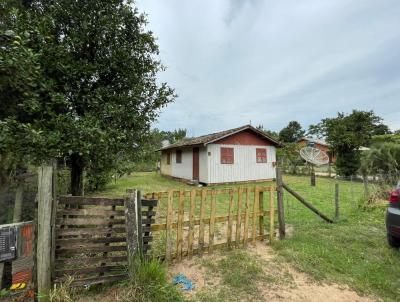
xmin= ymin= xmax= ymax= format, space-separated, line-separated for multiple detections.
xmin=136 ymin=0 xmax=400 ymax=136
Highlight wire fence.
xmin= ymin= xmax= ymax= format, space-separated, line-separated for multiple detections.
xmin=282 ymin=172 xmax=398 ymax=230
xmin=0 ymin=168 xmax=70 ymax=225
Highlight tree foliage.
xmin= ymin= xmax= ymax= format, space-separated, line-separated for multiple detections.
xmin=255 ymin=125 xmax=279 ymax=141
xmin=278 ymin=121 xmax=305 ymax=143
xmin=1 ymin=0 xmax=175 ymax=193
xmin=276 ymin=143 xmax=303 ymax=174
xmin=308 ymin=110 xmax=385 ymax=176
xmin=360 ymin=143 xmax=400 ymax=183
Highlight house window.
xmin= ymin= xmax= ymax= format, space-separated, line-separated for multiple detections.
xmin=167 ymin=152 xmax=171 ymax=165
xmin=176 ymin=150 xmax=182 ymax=164
xmin=221 ymin=147 xmax=234 ymax=164
xmin=256 ymin=148 xmax=267 ymax=163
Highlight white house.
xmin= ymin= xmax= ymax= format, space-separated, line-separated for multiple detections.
xmin=159 ymin=125 xmax=282 ymax=185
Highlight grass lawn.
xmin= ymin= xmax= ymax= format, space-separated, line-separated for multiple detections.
xmin=94 ymin=172 xmax=399 ymax=301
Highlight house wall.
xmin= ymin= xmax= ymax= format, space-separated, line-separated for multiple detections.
xmin=199 ymin=147 xmax=208 ymax=183
xmin=160 ymin=151 xmax=171 ymax=175
xmin=207 ymin=144 xmax=276 ymax=184
xmin=169 ymin=148 xmax=193 ymax=180
xmin=161 ymin=147 xmax=208 ymax=182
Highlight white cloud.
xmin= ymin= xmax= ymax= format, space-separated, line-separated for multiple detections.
xmin=137 ymin=0 xmax=400 ymax=134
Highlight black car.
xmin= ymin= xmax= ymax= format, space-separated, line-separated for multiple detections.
xmin=386 ymin=182 xmax=400 ymax=247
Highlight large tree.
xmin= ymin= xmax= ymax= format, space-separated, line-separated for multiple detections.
xmin=1 ymin=0 xmax=175 ymax=194
xmin=278 ymin=121 xmax=305 ymax=143
xmin=308 ymin=110 xmax=385 ymax=176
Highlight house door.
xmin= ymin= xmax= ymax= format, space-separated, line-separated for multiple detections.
xmin=192 ymin=147 xmax=199 ymax=181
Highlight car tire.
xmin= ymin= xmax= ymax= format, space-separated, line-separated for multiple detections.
xmin=387 ymin=233 xmax=400 ymax=248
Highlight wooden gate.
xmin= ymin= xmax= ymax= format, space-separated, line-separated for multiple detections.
xmin=143 ymin=185 xmax=277 ymax=262
xmin=54 ymin=196 xmax=128 ymax=286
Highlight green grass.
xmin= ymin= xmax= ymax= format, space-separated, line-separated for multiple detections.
xmin=275 ymin=175 xmax=400 ymax=301
xmin=95 ymin=172 xmax=400 ymax=301
xmin=194 ymin=250 xmax=270 ymax=301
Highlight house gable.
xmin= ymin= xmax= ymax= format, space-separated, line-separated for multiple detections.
xmin=212 ymin=129 xmax=272 ymax=146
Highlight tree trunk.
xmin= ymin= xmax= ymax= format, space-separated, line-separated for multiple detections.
xmin=70 ymin=153 xmax=84 ymax=196
xmin=13 ymin=180 xmax=24 ymax=222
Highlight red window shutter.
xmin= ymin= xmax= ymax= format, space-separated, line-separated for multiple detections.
xmin=221 ymin=147 xmax=234 ymax=164
xmin=256 ymin=148 xmax=267 ymax=163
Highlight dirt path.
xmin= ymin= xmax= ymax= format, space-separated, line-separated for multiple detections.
xmin=168 ymin=242 xmax=378 ymax=302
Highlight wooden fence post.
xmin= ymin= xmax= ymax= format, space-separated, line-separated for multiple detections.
xmin=0 ymin=263 xmax=4 ymax=289
xmin=37 ymin=163 xmax=54 ymax=301
xmin=125 ymin=189 xmax=138 ymax=268
xmin=363 ymin=174 xmax=370 ymax=201
xmin=136 ymin=191 xmax=143 ymax=257
xmin=276 ymin=168 xmax=286 ymax=239
xmin=269 ymin=186 xmax=275 ymax=243
xmin=335 ymin=183 xmax=339 ymax=221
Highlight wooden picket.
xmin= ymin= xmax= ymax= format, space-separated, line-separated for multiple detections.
xmin=143 ymin=185 xmax=277 ymax=262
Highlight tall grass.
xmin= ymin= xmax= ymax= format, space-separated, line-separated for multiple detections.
xmin=118 ymin=256 xmax=185 ymax=302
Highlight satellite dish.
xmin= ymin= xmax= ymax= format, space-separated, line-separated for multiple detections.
xmin=299 ymin=146 xmax=329 ymax=186
xmin=300 ymin=147 xmax=329 ymax=166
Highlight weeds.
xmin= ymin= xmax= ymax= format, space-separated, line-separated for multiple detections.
xmin=118 ymin=256 xmax=185 ymax=302
xmin=48 ymin=276 xmax=75 ymax=302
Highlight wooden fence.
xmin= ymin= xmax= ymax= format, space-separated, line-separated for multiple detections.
xmin=143 ymin=185 xmax=277 ymax=261
xmin=54 ymin=196 xmax=128 ymax=286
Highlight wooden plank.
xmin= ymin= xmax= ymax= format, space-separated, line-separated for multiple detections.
xmin=56 ymin=237 xmax=126 ymax=247
xmin=208 ymin=190 xmax=217 ymax=253
xmin=142 ymin=210 xmax=156 ymax=217
xmin=57 ymin=274 xmax=127 ymax=287
xmin=198 ymin=190 xmax=207 ymax=256
xmin=156 ymin=234 xmax=269 ymax=261
xmin=143 ymin=187 xmax=275 ymax=199
xmin=59 ymin=196 xmax=124 ymax=206
xmin=141 ymin=199 xmax=158 ymax=207
xmin=55 ymin=245 xmax=126 ymax=256
xmin=259 ymin=190 xmax=264 ymax=238
xmin=56 ymin=218 xmax=125 ymax=226
xmin=55 ymin=265 xmax=125 ymax=277
xmin=252 ymin=186 xmax=259 ymax=244
xmin=141 ymin=218 xmax=155 ymax=225
xmin=57 ymin=208 xmax=125 ymax=217
xmin=235 ymin=188 xmax=243 ymax=247
xmin=143 ymin=236 xmax=153 ymax=243
xmin=227 ymin=189 xmax=234 ymax=247
xmin=56 ymin=227 xmax=126 ymax=237
xmin=176 ymin=190 xmax=185 ymax=261
xmin=188 ymin=189 xmax=196 ymax=259
xmin=149 ymin=210 xmax=276 ymax=232
xmin=269 ymin=186 xmax=275 ymax=243
xmin=165 ymin=190 xmax=174 ymax=262
xmin=56 ymin=256 xmax=126 ymax=268
xmin=243 ymin=188 xmax=250 ymax=246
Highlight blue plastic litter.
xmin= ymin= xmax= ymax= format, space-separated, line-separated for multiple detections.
xmin=172 ymin=273 xmax=195 ymax=291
